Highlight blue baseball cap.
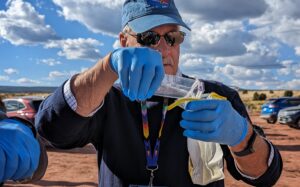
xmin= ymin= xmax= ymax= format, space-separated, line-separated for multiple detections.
xmin=122 ymin=0 xmax=190 ymax=33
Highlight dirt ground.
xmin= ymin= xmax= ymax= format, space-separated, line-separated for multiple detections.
xmin=4 ymin=113 xmax=299 ymax=187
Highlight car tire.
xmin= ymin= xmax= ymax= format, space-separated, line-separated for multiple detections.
xmin=267 ymin=118 xmax=276 ymax=124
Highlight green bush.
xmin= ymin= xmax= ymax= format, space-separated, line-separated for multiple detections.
xmin=252 ymin=93 xmax=266 ymax=101
xmin=284 ymin=90 xmax=293 ymax=97
xmin=253 ymin=92 xmax=259 ymax=101
xmin=242 ymin=90 xmax=248 ymax=94
xmin=258 ymin=93 xmax=267 ymax=100
xmin=269 ymin=90 xmax=274 ymax=94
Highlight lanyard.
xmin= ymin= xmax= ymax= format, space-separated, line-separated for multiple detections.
xmin=141 ymin=98 xmax=168 ymax=187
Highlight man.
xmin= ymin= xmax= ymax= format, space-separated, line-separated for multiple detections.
xmin=36 ymin=0 xmax=282 ymax=186
xmin=0 ymin=98 xmax=47 ymax=185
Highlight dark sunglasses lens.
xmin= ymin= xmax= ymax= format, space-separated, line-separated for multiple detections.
xmin=165 ymin=31 xmax=185 ymax=46
xmin=137 ymin=31 xmax=185 ymax=46
xmin=139 ymin=32 xmax=160 ymax=46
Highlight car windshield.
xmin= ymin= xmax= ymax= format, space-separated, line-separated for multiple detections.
xmin=4 ymin=100 xmax=26 ymax=112
xmin=265 ymin=99 xmax=277 ymax=104
xmin=30 ymin=100 xmax=43 ymax=111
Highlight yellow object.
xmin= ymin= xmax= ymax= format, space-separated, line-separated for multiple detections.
xmin=167 ymin=92 xmax=227 ymax=111
xmin=207 ymin=92 xmax=227 ymax=100
xmin=167 ymin=97 xmax=200 ymax=111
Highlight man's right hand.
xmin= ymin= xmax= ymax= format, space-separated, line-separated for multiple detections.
xmin=110 ymin=47 xmax=164 ymax=101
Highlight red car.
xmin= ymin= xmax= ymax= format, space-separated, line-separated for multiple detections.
xmin=3 ymin=96 xmax=44 ymax=123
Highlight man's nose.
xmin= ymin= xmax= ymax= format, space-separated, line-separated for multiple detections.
xmin=156 ymin=37 xmax=171 ymax=58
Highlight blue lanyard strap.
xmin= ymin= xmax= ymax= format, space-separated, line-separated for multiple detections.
xmin=141 ymin=98 xmax=168 ymax=169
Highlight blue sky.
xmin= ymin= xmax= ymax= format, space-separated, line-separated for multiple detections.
xmin=0 ymin=0 xmax=300 ymax=90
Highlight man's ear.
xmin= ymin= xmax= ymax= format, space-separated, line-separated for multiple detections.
xmin=119 ymin=32 xmax=127 ymax=47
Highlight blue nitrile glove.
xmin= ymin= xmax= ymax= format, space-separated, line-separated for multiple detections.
xmin=110 ymin=47 xmax=165 ymax=101
xmin=0 ymin=119 xmax=40 ymax=182
xmin=180 ymin=100 xmax=248 ymax=146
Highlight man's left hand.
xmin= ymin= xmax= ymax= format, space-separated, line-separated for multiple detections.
xmin=180 ymin=100 xmax=248 ymax=146
xmin=0 ymin=119 xmax=40 ymax=182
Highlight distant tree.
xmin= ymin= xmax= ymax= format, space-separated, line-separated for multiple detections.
xmin=284 ymin=90 xmax=293 ymax=97
xmin=269 ymin=90 xmax=274 ymax=94
xmin=242 ymin=90 xmax=248 ymax=94
xmin=253 ymin=92 xmax=259 ymax=101
xmin=259 ymin=93 xmax=267 ymax=100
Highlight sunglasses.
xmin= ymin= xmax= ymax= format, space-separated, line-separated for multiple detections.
xmin=127 ymin=30 xmax=186 ymax=47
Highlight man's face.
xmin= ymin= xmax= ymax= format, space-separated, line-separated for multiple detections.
xmin=120 ymin=24 xmax=181 ymax=75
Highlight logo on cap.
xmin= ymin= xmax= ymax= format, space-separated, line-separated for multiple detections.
xmin=147 ymin=0 xmax=170 ymax=8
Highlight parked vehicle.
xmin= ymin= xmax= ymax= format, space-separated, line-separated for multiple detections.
xmin=260 ymin=97 xmax=300 ymax=124
xmin=2 ymin=96 xmax=44 ymax=123
xmin=278 ymin=105 xmax=300 ymax=129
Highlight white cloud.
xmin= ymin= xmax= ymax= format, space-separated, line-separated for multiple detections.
xmin=175 ymin=0 xmax=268 ymax=22
xmin=277 ymin=68 xmax=292 ymax=77
xmin=295 ymin=47 xmax=300 ymax=56
xmin=253 ymin=80 xmax=283 ymax=90
xmin=178 ymin=53 xmax=278 ymax=89
xmin=52 ymin=0 xmax=122 ymax=36
xmin=0 ymin=76 xmax=9 ymax=81
xmin=186 ymin=22 xmax=254 ymax=56
xmin=48 ymin=70 xmax=81 ymax=80
xmin=277 ymin=61 xmax=300 ymax=77
xmin=215 ymin=54 xmax=279 ymax=69
xmin=285 ymin=79 xmax=300 ymax=90
xmin=265 ymin=0 xmax=300 ymax=19
xmin=179 ymin=53 xmax=214 ymax=75
xmin=249 ymin=0 xmax=300 ymax=48
xmin=214 ymin=41 xmax=282 ymax=68
xmin=272 ymin=18 xmax=300 ymax=47
xmin=38 ymin=58 xmax=61 ymax=66
xmin=0 ymin=0 xmax=58 ymax=45
xmin=296 ymin=68 xmax=300 ymax=78
xmin=4 ymin=68 xmax=18 ymax=75
xmin=51 ymin=0 xmax=267 ymax=36
xmin=48 ymin=70 xmax=68 ymax=79
xmin=45 ymin=38 xmax=102 ymax=61
xmin=80 ymin=67 xmax=88 ymax=73
xmin=216 ymin=65 xmax=278 ymax=81
xmin=113 ymin=39 xmax=121 ymax=49
xmin=233 ymin=80 xmax=282 ymax=90
xmin=15 ymin=77 xmax=40 ymax=84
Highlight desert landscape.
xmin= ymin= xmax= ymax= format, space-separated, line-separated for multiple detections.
xmin=2 ymin=90 xmax=300 ymax=187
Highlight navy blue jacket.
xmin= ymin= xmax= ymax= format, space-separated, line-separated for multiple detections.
xmin=36 ymin=79 xmax=282 ymax=187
